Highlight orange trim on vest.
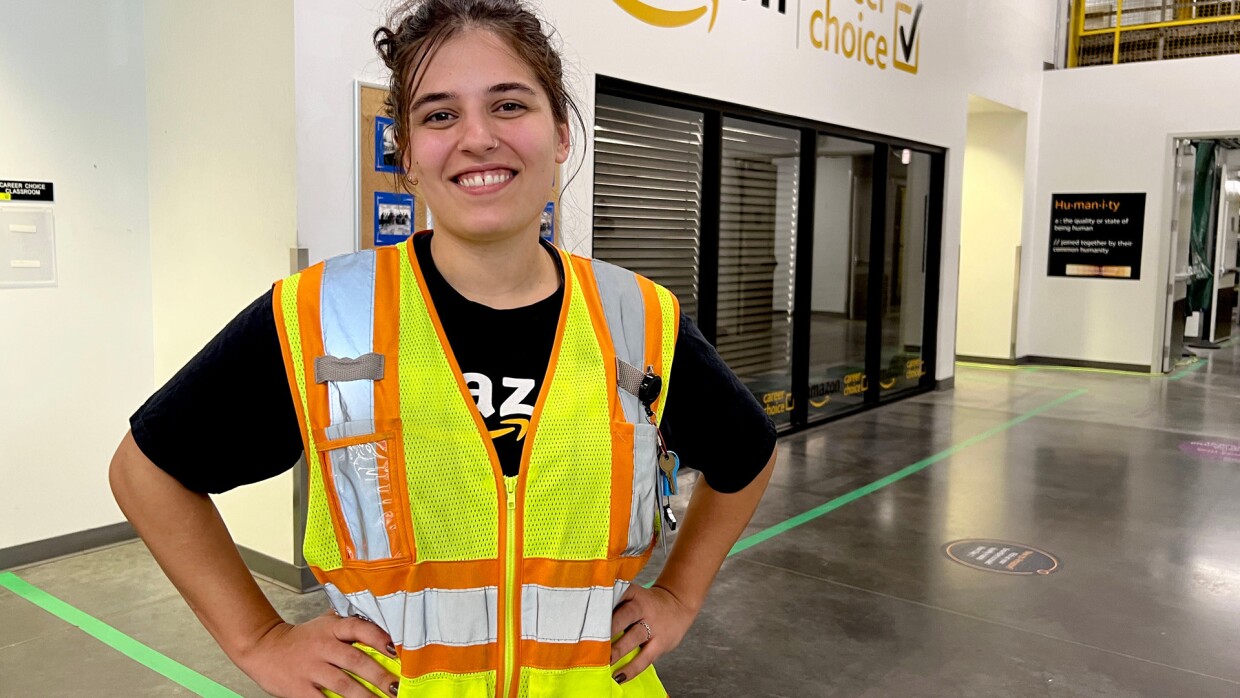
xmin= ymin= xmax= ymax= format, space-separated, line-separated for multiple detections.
xmin=567 ymin=254 xmax=633 ymax=558
xmin=312 ymin=559 xmax=500 ymax=597
xmin=521 ymin=556 xmax=648 ymax=589
xmin=293 ymin=264 xmax=356 ymax=562
xmin=373 ymin=247 xmax=403 ymax=424
xmin=519 ymin=638 xmax=610 ymax=671
xmin=372 ymin=248 xmax=417 ymax=562
xmin=635 ymin=276 xmax=666 ymax=418
xmin=397 ymin=642 xmax=497 ymax=675
xmin=272 ymin=279 xmax=310 ymax=461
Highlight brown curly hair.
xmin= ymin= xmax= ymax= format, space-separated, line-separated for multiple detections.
xmin=373 ymin=0 xmax=584 ymax=191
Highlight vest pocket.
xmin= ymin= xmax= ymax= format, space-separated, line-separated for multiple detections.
xmin=619 ymin=422 xmax=660 ymax=557
xmin=316 ymin=419 xmax=413 ymax=565
xmin=522 ymin=664 xmax=666 ymax=697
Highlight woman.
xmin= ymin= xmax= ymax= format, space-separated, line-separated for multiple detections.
xmin=110 ymin=1 xmax=776 ymax=696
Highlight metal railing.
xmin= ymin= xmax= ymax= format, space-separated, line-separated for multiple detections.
xmin=1070 ymin=0 xmax=1240 ymax=66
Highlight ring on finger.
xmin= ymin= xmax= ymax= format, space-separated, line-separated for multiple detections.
xmin=638 ymin=621 xmax=653 ymax=643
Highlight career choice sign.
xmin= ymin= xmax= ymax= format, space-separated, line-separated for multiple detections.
xmin=0 ymin=180 xmax=54 ymax=202
xmin=1048 ymin=193 xmax=1145 ymax=280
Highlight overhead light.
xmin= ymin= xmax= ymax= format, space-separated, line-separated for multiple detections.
xmin=901 ymin=148 xmax=911 ymax=165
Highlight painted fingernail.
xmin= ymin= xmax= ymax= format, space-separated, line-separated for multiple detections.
xmin=385 ymin=642 xmax=398 ymax=657
xmin=614 ymin=673 xmax=627 ymax=684
xmin=388 ymin=681 xmax=400 ymax=696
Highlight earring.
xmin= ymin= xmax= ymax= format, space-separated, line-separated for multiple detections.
xmin=409 ymin=175 xmax=419 ymax=187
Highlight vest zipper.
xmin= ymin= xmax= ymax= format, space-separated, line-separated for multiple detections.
xmin=502 ymin=475 xmax=518 ymax=698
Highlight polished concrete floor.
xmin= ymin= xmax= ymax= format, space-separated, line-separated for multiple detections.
xmin=3 ymin=342 xmax=1239 ymax=696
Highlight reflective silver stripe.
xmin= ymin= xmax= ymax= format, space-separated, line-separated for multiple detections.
xmin=592 ymin=259 xmax=663 ymax=557
xmin=321 ymin=250 xmax=377 ymax=424
xmin=320 ymin=251 xmax=390 ymax=560
xmin=324 ymin=583 xmax=499 ymax=650
xmin=591 ymin=259 xmax=646 ymax=425
xmin=520 ymin=584 xmax=622 ymax=644
xmin=612 ymin=580 xmax=630 ymax=609
xmin=627 ymin=424 xmax=658 ymax=556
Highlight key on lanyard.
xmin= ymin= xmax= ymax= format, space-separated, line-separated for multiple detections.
xmin=658 ymin=451 xmax=679 ymax=535
xmin=659 ymin=451 xmax=680 ymax=497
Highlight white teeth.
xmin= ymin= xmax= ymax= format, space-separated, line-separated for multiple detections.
xmin=457 ymin=171 xmax=512 ymax=188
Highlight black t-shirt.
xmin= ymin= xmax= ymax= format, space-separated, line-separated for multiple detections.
xmin=131 ymin=233 xmax=775 ymax=494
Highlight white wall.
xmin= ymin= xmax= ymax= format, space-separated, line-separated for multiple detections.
xmin=144 ymin=0 xmax=299 ymax=562
xmin=0 ymin=0 xmax=153 ymax=549
xmin=292 ymin=0 xmax=1059 ymax=383
xmin=1026 ymin=55 xmax=1240 ymax=369
xmin=958 ymin=106 xmax=1027 ymax=360
xmin=293 ymin=0 xmax=391 ymax=265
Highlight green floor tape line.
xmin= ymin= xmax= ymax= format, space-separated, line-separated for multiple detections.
xmin=1169 ymin=360 xmax=1207 ymax=381
xmin=959 ymin=360 xmax=1200 ymax=380
xmin=1026 ymin=364 xmax=1151 ymax=377
xmin=0 ymin=572 xmax=243 ymax=697
xmin=728 ymin=388 xmax=1088 ymax=558
xmin=955 ymin=361 xmax=1025 ymax=372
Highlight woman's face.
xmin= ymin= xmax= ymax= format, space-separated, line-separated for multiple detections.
xmin=405 ymin=29 xmax=570 ymax=245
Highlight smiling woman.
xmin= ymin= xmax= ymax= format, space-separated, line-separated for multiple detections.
xmin=110 ymin=1 xmax=776 ymax=697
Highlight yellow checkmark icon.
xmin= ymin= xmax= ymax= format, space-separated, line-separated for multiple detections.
xmin=893 ymin=1 xmax=922 ymax=74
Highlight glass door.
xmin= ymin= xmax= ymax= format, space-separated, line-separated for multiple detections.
xmin=876 ymin=148 xmax=932 ymax=398
xmin=717 ymin=118 xmax=801 ymax=428
xmin=806 ymin=136 xmax=876 ymax=422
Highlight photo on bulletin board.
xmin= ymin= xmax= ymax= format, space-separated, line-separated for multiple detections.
xmin=540 ymin=201 xmax=555 ymax=243
xmin=375 ymin=116 xmax=402 ymax=173
xmin=358 ymin=81 xmax=427 ymax=250
xmin=375 ymin=191 xmax=414 ymax=247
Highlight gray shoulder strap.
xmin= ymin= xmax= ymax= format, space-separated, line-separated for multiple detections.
xmin=590 ymin=259 xmax=648 ymax=424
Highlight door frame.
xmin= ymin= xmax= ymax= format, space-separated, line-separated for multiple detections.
xmin=596 ymin=76 xmax=947 ymax=434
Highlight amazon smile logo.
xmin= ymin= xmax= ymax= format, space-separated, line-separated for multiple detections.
xmin=612 ymin=0 xmax=720 ymax=30
xmin=613 ymin=0 xmax=788 ymax=33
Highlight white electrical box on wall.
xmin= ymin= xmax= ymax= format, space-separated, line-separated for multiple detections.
xmin=0 ymin=206 xmax=57 ymax=288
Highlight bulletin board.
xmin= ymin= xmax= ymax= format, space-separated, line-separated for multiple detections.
xmin=355 ymin=81 xmax=563 ymax=251
xmin=357 ymin=81 xmax=427 ymax=250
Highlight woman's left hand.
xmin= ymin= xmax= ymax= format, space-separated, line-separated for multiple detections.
xmin=609 ymin=584 xmax=698 ymax=684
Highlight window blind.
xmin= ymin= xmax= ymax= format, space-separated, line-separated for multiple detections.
xmin=592 ymin=94 xmax=704 ymax=318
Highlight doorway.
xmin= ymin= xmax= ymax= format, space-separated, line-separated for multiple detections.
xmin=1160 ymin=136 xmax=1240 ymax=372
xmin=956 ymin=96 xmax=1029 ymax=363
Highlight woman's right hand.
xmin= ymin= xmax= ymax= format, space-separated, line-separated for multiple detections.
xmin=235 ymin=613 xmax=401 ymax=698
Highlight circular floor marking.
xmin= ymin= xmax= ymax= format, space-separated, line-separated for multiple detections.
xmin=944 ymin=539 xmax=1060 ymax=576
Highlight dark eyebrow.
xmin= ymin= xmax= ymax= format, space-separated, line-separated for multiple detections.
xmin=409 ymin=91 xmax=455 ymax=114
xmin=489 ymin=82 xmax=536 ymax=96
xmin=409 ymin=83 xmax=535 ymax=115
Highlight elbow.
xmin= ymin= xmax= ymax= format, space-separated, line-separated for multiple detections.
xmin=108 ymin=431 xmax=137 ymax=510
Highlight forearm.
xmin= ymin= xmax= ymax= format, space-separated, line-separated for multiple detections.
xmin=109 ymin=431 xmax=284 ymax=661
xmin=653 ymin=449 xmax=776 ymax=612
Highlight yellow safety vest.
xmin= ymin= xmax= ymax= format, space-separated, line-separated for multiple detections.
xmin=273 ymin=237 xmax=679 ymax=697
